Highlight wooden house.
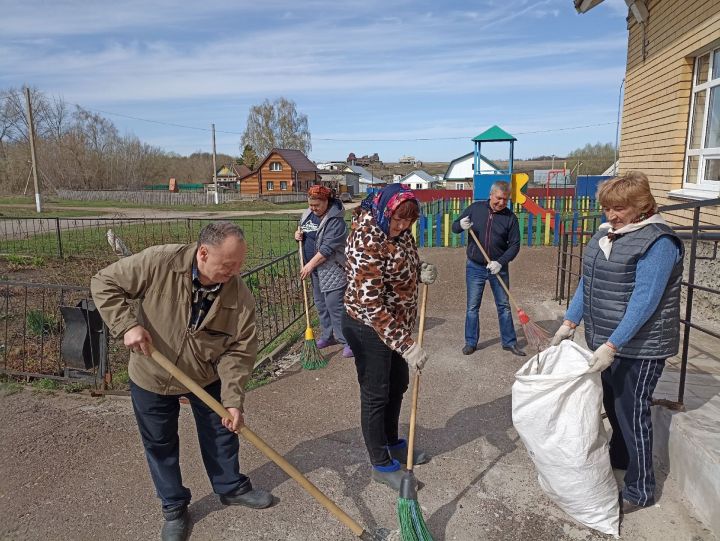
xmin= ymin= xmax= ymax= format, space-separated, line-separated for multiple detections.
xmin=238 ymin=149 xmax=319 ymax=196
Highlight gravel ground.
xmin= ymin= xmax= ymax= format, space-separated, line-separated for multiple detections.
xmin=0 ymin=246 xmax=714 ymax=541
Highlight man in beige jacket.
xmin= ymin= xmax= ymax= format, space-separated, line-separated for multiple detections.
xmin=91 ymin=221 xmax=272 ymax=541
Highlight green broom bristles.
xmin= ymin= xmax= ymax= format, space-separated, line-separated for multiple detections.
xmin=301 ymin=328 xmax=328 ymax=370
xmin=397 ymin=497 xmax=433 ymax=541
xmin=397 ymin=472 xmax=433 ymax=541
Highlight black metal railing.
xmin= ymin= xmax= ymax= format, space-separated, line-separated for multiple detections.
xmin=0 ymin=249 xmax=309 ymax=386
xmin=555 ymin=198 xmax=720 ymax=408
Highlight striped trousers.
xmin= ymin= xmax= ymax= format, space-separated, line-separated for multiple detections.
xmin=602 ymin=356 xmax=665 ymax=507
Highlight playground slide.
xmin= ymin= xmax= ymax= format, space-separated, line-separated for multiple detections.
xmin=521 ymin=197 xmax=555 ymax=228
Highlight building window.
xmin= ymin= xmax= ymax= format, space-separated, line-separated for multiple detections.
xmin=266 ymin=181 xmax=274 ymax=191
xmin=269 ymin=162 xmax=283 ymax=172
xmin=683 ymin=46 xmax=720 ymax=194
xmin=280 ymin=181 xmax=288 ymax=190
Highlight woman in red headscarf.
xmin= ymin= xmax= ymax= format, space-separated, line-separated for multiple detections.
xmin=294 ymin=185 xmax=352 ymax=357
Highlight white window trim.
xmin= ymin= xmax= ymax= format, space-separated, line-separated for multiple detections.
xmin=269 ymin=162 xmax=283 ymax=172
xmin=280 ymin=181 xmax=288 ymax=191
xmin=678 ymin=46 xmax=720 ymax=199
xmin=266 ymin=181 xmax=274 ymax=191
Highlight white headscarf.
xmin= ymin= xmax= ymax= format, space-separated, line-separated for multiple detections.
xmin=598 ymin=213 xmax=667 ymax=260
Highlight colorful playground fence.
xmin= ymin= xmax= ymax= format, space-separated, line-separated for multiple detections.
xmin=414 ymin=196 xmax=604 ymax=248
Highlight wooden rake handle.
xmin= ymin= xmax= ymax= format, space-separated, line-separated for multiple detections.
xmin=148 ymin=346 xmax=366 ymax=538
xmin=467 ymin=228 xmax=522 ymax=313
xmin=298 ymin=236 xmax=312 ymax=329
xmin=406 ymin=283 xmax=428 ymax=472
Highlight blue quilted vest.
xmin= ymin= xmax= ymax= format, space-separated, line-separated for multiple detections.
xmin=582 ymin=223 xmax=683 ymax=359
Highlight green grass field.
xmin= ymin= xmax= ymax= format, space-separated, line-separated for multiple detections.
xmin=0 ymin=195 xmax=310 ymax=213
xmin=0 ymin=216 xmax=300 ymax=269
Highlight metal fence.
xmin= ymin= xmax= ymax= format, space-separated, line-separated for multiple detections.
xmin=55 ymin=189 xmax=247 ymax=206
xmin=0 ymin=216 xmax=299 ymax=269
xmin=0 ymin=249 xmax=308 ymax=386
xmin=555 ymin=198 xmax=720 ymax=409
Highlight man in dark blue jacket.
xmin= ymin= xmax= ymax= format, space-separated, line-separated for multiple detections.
xmin=451 ymin=181 xmax=524 ymax=356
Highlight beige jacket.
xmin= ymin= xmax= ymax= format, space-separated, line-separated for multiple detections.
xmin=90 ymin=243 xmax=257 ymax=410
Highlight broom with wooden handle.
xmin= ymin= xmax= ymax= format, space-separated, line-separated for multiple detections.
xmin=298 ymin=236 xmax=327 ymax=370
xmin=147 ymin=345 xmax=381 ymax=540
xmin=397 ymin=283 xmax=433 ymax=541
xmin=467 ymin=228 xmax=551 ymax=351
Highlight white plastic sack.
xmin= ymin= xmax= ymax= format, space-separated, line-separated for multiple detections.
xmin=512 ymin=341 xmax=619 ymax=536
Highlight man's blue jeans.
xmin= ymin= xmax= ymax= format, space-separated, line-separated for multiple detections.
xmin=464 ymin=259 xmax=517 ymax=348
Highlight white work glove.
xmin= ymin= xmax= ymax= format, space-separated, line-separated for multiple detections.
xmin=486 ymin=261 xmax=501 ymax=275
xmin=550 ymin=323 xmax=575 ymax=346
xmin=588 ymin=343 xmax=616 ymax=372
xmin=403 ymin=343 xmax=428 ymax=371
xmin=459 ymin=216 xmax=473 ymax=230
xmin=420 ymin=262 xmax=437 ymax=284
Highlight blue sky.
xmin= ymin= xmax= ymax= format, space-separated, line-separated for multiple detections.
xmin=0 ymin=0 xmax=630 ymax=162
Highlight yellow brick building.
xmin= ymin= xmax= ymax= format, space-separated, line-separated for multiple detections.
xmin=577 ymin=0 xmax=720 ymax=225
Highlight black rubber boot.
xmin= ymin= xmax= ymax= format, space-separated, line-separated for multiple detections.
xmin=161 ymin=507 xmax=189 ymax=541
xmin=388 ymin=439 xmax=431 ymax=465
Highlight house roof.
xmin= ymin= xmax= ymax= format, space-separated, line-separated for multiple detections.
xmin=346 ymin=164 xmax=383 ymax=184
xmin=443 ymin=152 xmax=502 ymax=179
xmin=400 ymin=170 xmax=436 ymax=184
xmin=239 ymin=148 xmax=318 ymax=180
xmin=574 ymin=0 xmax=605 ymax=13
xmin=270 ymin=148 xmax=318 ymax=172
xmin=472 ymin=125 xmax=516 ymax=142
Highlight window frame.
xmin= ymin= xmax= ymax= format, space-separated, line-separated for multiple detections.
xmin=266 ymin=181 xmax=274 ymax=191
xmin=269 ymin=161 xmax=283 ymax=172
xmin=681 ymin=46 xmax=720 ymax=195
xmin=279 ymin=181 xmax=288 ymax=191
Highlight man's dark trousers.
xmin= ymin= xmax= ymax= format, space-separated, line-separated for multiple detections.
xmin=130 ymin=379 xmax=249 ymax=516
xmin=601 ymin=356 xmax=665 ymax=507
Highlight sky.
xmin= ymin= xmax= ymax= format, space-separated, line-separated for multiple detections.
xmin=0 ymin=0 xmax=630 ymax=163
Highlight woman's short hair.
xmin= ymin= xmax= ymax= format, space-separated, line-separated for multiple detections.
xmin=597 ymin=171 xmax=657 ymax=215
xmin=393 ymin=200 xmax=420 ymax=221
xmin=307 ymin=185 xmax=332 ymax=201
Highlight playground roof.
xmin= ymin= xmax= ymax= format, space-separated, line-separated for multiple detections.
xmin=472 ymin=125 xmax=517 ymax=142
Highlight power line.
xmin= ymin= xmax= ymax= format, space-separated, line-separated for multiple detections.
xmin=67 ymin=103 xmax=617 ymax=142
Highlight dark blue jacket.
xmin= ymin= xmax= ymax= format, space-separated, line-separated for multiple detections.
xmin=451 ymin=201 xmax=520 ymax=267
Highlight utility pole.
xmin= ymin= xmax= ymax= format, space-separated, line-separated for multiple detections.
xmin=24 ymin=87 xmax=42 ymax=213
xmin=211 ymin=123 xmax=218 ymax=205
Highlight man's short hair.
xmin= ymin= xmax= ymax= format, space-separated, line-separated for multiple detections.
xmin=198 ymin=221 xmax=245 ymax=246
xmin=490 ymin=181 xmax=510 ymax=194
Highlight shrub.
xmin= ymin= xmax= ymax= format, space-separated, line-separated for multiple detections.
xmin=26 ymin=309 xmax=58 ymax=337
xmin=31 ymin=378 xmax=60 ymax=391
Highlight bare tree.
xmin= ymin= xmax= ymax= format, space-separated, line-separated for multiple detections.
xmin=240 ymin=97 xmax=311 ymax=160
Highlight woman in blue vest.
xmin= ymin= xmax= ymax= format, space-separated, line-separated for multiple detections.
xmin=295 ymin=185 xmax=353 ymax=358
xmin=551 ymin=171 xmax=683 ymax=516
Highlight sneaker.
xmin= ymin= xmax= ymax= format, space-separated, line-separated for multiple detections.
xmin=371 ymin=460 xmax=405 ymax=491
xmin=342 ymin=345 xmax=354 ymax=358
xmin=388 ymin=439 xmax=431 ymax=465
xmin=161 ymin=507 xmax=190 ymax=541
xmin=315 ymin=337 xmax=337 ymax=349
xmin=462 ymin=345 xmax=476 ymax=355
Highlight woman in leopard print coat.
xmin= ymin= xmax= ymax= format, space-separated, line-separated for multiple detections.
xmin=342 ymin=183 xmax=436 ymax=491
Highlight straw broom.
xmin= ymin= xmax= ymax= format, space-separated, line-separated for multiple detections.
xmin=298 ymin=238 xmax=327 ymax=370
xmin=397 ymin=283 xmax=433 ymax=541
xmin=467 ymin=229 xmax=551 ymax=351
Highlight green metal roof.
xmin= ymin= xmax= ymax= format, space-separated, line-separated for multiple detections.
xmin=472 ymin=125 xmax=516 ymax=142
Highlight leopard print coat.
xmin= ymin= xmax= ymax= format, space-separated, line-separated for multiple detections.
xmin=344 ymin=209 xmax=420 ymax=354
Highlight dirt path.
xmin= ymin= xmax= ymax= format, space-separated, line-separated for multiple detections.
xmin=0 ymin=247 xmax=714 ymax=541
